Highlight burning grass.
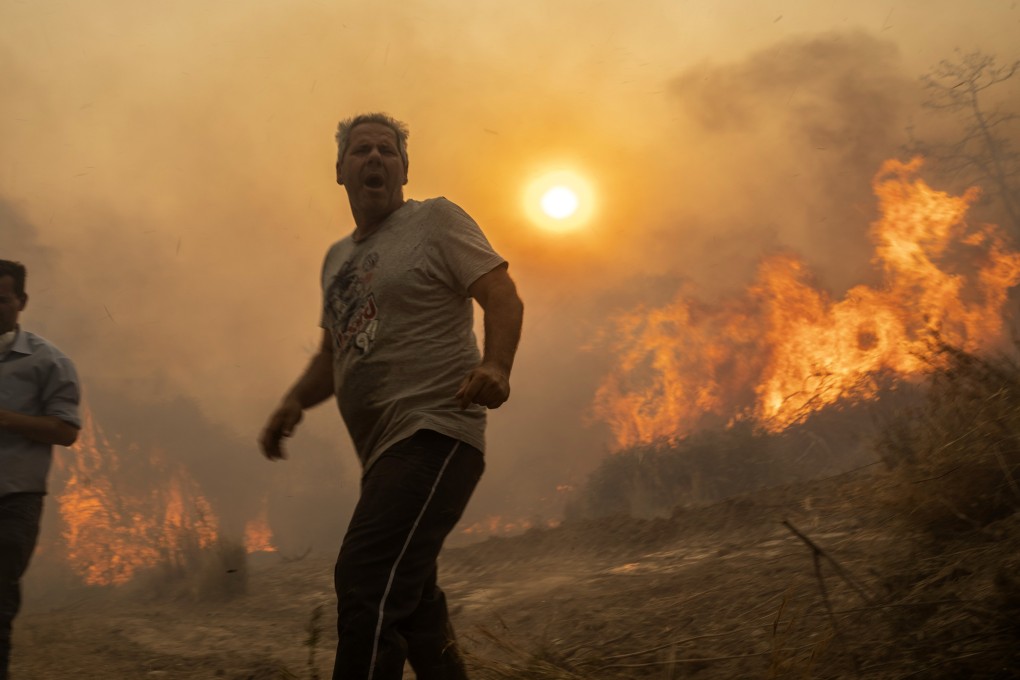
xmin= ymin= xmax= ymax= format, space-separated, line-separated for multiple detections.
xmin=463 ymin=342 xmax=1020 ymax=679
xmin=44 ymin=403 xmax=279 ymax=599
xmin=15 ymin=344 xmax=1019 ymax=677
xmin=593 ymin=158 xmax=1020 ymax=453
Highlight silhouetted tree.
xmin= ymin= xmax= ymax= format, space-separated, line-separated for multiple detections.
xmin=910 ymin=51 xmax=1020 ymax=235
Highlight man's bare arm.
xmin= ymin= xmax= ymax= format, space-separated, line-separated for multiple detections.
xmin=0 ymin=409 xmax=79 ymax=447
xmin=259 ymin=329 xmax=335 ymax=460
xmin=457 ymin=265 xmax=524 ymax=409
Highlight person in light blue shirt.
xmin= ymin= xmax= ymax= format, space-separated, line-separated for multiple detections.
xmin=0 ymin=259 xmax=81 ymax=680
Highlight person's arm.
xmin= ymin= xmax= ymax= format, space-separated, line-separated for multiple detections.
xmin=0 ymin=410 xmax=79 ymax=447
xmin=456 ymin=265 xmax=524 ymax=409
xmin=259 ymin=329 xmax=335 ymax=460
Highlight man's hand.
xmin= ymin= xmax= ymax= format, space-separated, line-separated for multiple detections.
xmin=462 ymin=264 xmax=522 ymax=410
xmin=259 ymin=397 xmax=304 ymax=460
xmin=456 ymin=362 xmax=511 ymax=409
xmin=259 ymin=330 xmax=335 ymax=460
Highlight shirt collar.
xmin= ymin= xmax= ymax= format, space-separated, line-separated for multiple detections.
xmin=2 ymin=327 xmax=33 ymax=358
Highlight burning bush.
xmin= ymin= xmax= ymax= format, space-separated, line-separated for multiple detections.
xmin=471 ymin=343 xmax=1020 ymax=678
xmin=593 ymin=158 xmax=1020 ymax=453
xmin=46 ymin=405 xmax=277 ymax=594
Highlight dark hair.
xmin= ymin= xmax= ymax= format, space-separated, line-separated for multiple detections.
xmin=335 ymin=112 xmax=410 ymax=171
xmin=0 ymin=260 xmax=27 ymax=301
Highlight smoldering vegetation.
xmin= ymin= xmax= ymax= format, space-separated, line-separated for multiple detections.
xmin=23 ymin=382 xmax=355 ymax=616
xmin=140 ymin=537 xmax=249 ymax=602
xmin=455 ymin=339 xmax=1020 ymax=679
xmin=564 ymin=405 xmax=881 ymax=521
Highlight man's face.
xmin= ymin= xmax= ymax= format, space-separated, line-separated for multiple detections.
xmin=336 ymin=122 xmax=408 ymax=220
xmin=0 ymin=276 xmax=25 ymax=335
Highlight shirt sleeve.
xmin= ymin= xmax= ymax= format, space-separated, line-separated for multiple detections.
xmin=41 ymin=354 xmax=82 ymax=429
xmin=427 ymin=198 xmax=507 ymax=297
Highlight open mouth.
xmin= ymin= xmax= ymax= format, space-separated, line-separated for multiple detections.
xmin=364 ymin=175 xmax=385 ymax=189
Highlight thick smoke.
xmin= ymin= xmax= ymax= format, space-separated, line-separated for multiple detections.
xmin=3 ymin=0 xmax=1019 ymax=583
xmin=659 ymin=31 xmax=918 ymax=297
xmin=5 ymin=203 xmax=354 ymax=569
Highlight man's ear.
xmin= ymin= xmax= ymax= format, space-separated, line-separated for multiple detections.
xmin=336 ymin=161 xmax=344 ymax=186
xmin=18 ymin=293 xmax=27 ymax=312
xmin=402 ymin=160 xmax=409 ymax=186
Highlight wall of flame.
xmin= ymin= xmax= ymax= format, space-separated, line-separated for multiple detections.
xmin=55 ymin=408 xmax=275 ymax=586
xmin=593 ymin=158 xmax=1020 ymax=450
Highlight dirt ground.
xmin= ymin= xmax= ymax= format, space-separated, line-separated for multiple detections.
xmin=10 ymin=466 xmax=1015 ymax=679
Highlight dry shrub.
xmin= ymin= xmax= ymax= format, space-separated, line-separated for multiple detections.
xmin=877 ymin=342 xmax=1020 ymax=536
xmin=567 ymin=409 xmax=877 ymax=520
xmin=465 ymin=342 xmax=1020 ymax=679
xmin=868 ymin=341 xmax=1020 ymax=677
xmin=136 ymin=531 xmax=248 ymax=602
xmin=565 ymin=423 xmax=791 ymax=519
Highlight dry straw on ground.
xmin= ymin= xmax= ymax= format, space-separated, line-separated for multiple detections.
xmin=462 ymin=341 xmax=1020 ymax=679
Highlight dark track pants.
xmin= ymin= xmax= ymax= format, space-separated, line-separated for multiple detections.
xmin=0 ymin=493 xmax=43 ymax=680
xmin=332 ymin=430 xmax=484 ymax=680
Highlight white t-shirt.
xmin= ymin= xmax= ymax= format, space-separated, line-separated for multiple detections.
xmin=320 ymin=197 xmax=506 ymax=470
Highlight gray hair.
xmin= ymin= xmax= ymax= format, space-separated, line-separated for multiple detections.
xmin=335 ymin=112 xmax=409 ymax=170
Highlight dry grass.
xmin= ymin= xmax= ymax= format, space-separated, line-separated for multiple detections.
xmin=463 ymin=341 xmax=1020 ymax=679
xmin=877 ymin=342 xmax=1020 ymax=535
xmin=864 ymin=342 xmax=1020 ymax=678
xmin=565 ymin=415 xmax=875 ymax=521
xmin=230 ymin=659 xmax=298 ymax=680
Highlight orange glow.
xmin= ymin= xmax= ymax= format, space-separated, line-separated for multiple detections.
xmin=58 ymin=408 xmax=219 ymax=585
xmin=244 ymin=501 xmax=277 ymax=553
xmin=594 ymin=158 xmax=1020 ymax=449
xmin=523 ymin=168 xmax=596 ymax=233
xmin=460 ymin=515 xmax=561 ymax=538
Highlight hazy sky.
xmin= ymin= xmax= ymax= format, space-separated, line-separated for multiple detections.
xmin=3 ymin=0 xmax=1019 ymax=547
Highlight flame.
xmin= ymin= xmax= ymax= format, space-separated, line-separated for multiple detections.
xmin=244 ymin=500 xmax=277 ymax=553
xmin=594 ymin=158 xmax=1020 ymax=449
xmin=58 ymin=407 xmax=219 ymax=585
xmin=460 ymin=515 xmax=561 ymax=538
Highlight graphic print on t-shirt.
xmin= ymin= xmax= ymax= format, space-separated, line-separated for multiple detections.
xmin=324 ymin=253 xmax=379 ymax=355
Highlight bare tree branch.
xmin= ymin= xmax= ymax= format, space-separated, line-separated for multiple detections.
xmin=912 ymin=50 xmax=1020 ymax=234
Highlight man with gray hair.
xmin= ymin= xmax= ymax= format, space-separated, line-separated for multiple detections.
xmin=260 ymin=113 xmax=523 ymax=679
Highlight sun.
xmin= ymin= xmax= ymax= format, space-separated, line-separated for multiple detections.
xmin=541 ymin=186 xmax=579 ymax=220
xmin=524 ymin=169 xmax=595 ymax=233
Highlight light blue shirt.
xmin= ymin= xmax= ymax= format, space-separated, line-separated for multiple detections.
xmin=0 ymin=328 xmax=81 ymax=497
